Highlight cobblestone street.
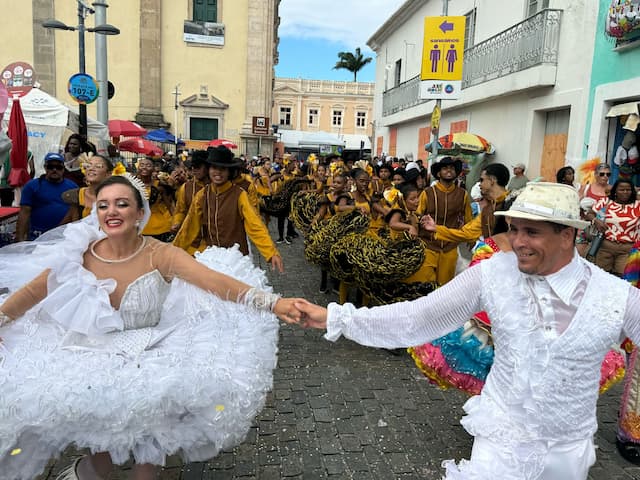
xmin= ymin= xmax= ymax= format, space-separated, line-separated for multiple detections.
xmin=44 ymin=230 xmax=640 ymax=479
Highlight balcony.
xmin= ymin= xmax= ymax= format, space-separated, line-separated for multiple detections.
xmin=382 ymin=9 xmax=562 ymax=117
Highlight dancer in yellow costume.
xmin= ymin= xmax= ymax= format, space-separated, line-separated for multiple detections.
xmin=417 ymin=157 xmax=472 ymax=285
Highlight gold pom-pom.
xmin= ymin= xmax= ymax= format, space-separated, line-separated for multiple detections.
xmin=384 ymin=188 xmax=401 ymax=204
xmin=112 ymin=162 xmax=127 ymax=175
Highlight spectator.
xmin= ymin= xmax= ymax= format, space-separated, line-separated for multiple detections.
xmin=15 ymin=153 xmax=78 ymax=241
xmin=63 ymin=133 xmax=92 ymax=186
xmin=507 ymin=163 xmax=529 ymax=191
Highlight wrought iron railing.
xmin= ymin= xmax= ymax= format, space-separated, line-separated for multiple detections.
xmin=462 ymin=8 xmax=562 ymax=88
xmin=382 ymin=9 xmax=562 ymax=117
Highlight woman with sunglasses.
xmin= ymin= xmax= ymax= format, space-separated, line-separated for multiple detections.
xmin=584 ymin=179 xmax=640 ymax=276
xmin=576 ymin=163 xmax=612 ymax=256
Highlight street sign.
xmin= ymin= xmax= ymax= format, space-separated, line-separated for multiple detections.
xmin=68 ymin=73 xmax=99 ymax=105
xmin=252 ymin=116 xmax=270 ymax=135
xmin=420 ymin=16 xmax=466 ymax=100
xmin=1 ymin=62 xmax=36 ymax=98
xmin=431 ymin=104 xmax=441 ymax=130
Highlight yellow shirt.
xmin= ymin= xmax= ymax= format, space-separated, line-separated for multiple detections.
xmin=142 ymin=182 xmax=173 ymax=236
xmin=172 ymin=179 xmax=205 ymax=227
xmin=434 ymin=191 xmax=508 ymax=243
xmin=174 ymin=181 xmax=279 ymax=261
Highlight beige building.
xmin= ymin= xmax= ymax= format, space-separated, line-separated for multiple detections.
xmin=272 ymin=77 xmax=374 ymax=153
xmin=2 ymin=0 xmax=280 ymax=155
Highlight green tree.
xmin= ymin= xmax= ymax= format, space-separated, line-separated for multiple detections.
xmin=333 ymin=47 xmax=373 ymax=82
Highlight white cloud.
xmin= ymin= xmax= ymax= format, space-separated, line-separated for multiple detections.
xmin=278 ymin=0 xmax=406 ymax=50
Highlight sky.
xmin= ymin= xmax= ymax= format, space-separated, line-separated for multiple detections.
xmin=276 ymin=0 xmax=406 ymax=82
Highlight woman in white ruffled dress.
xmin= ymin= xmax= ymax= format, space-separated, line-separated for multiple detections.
xmin=0 ymin=175 xmax=302 ymax=479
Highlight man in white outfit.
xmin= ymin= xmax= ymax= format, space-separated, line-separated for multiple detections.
xmin=293 ymin=182 xmax=640 ymax=479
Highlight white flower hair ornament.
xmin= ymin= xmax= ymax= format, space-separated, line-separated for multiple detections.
xmin=120 ymin=172 xmax=151 ymax=233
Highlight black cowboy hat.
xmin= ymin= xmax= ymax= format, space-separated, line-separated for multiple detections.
xmin=206 ymin=146 xmax=243 ymax=168
xmin=402 ymin=167 xmax=421 ymax=184
xmin=430 ymin=156 xmax=462 ymax=178
xmin=190 ymin=149 xmax=209 ymax=167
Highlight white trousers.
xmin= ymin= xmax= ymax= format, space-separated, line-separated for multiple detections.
xmin=468 ymin=435 xmax=596 ymax=480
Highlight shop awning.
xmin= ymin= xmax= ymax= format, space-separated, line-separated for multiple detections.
xmin=606 ymin=101 xmax=639 ymax=117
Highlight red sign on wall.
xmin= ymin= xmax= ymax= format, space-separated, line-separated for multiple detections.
xmin=1 ymin=62 xmax=36 ymax=98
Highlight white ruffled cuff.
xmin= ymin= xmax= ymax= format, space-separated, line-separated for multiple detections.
xmin=324 ymin=302 xmax=355 ymax=342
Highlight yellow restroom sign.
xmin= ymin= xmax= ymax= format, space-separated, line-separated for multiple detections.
xmin=421 ymin=16 xmax=466 ymax=81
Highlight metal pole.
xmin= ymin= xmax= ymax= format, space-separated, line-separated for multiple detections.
xmin=93 ymin=1 xmax=109 ymax=126
xmin=77 ymin=1 xmax=88 ymax=138
xmin=172 ymin=85 xmax=181 ymax=155
xmin=431 ymin=0 xmax=449 ymax=162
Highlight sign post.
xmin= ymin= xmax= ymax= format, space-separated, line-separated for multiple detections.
xmin=420 ymin=0 xmax=464 ymax=164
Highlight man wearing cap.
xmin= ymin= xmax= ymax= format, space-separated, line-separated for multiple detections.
xmin=170 ymin=150 xmax=209 ymax=233
xmin=294 ymin=182 xmax=640 ymax=479
xmin=174 ymin=146 xmax=284 ymax=272
xmin=508 ymin=162 xmax=529 ymax=191
xmin=416 ymin=156 xmax=472 ymax=285
xmin=15 ymin=152 xmax=78 ymax=242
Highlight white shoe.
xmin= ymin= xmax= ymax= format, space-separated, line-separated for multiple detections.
xmin=55 ymin=457 xmax=83 ymax=480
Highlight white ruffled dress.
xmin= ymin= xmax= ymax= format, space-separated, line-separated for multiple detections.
xmin=0 ymin=218 xmax=279 ymax=479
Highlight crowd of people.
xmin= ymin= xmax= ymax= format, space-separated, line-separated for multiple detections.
xmin=3 ymin=140 xmax=640 ymax=479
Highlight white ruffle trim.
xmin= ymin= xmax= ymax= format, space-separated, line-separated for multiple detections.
xmin=0 ymin=244 xmax=279 ymax=479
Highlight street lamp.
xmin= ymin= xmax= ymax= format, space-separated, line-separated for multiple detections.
xmin=43 ymin=0 xmax=119 ymax=138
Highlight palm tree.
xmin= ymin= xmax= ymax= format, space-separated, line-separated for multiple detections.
xmin=333 ymin=47 xmax=373 ymax=82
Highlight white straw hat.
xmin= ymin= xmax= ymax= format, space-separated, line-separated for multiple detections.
xmin=494 ymin=182 xmax=589 ymax=229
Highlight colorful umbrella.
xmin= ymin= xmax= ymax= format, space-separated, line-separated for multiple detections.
xmin=108 ymin=120 xmax=147 ymax=137
xmin=144 ymin=129 xmax=185 ymax=145
xmin=208 ymin=138 xmax=238 ymax=149
xmin=7 ymin=97 xmax=30 ymax=188
xmin=426 ymin=132 xmax=494 ymax=154
xmin=118 ymin=138 xmax=163 ymax=157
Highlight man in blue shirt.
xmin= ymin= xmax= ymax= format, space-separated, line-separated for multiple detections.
xmin=15 ymin=152 xmax=77 ymax=241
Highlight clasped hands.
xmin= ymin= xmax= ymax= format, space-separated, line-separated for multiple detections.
xmin=273 ymin=298 xmax=328 ymax=329
xmin=420 ymin=214 xmax=437 ymax=232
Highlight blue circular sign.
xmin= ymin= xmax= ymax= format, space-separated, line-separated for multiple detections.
xmin=444 ymin=84 xmax=455 ymax=94
xmin=68 ymin=73 xmax=99 ymax=104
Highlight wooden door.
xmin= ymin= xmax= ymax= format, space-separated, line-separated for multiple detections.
xmin=540 ymin=109 xmax=569 ymax=181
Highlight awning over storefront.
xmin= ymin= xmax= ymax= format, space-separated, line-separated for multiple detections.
xmin=342 ymin=134 xmax=371 ymax=150
xmin=606 ymin=101 xmax=639 ymax=117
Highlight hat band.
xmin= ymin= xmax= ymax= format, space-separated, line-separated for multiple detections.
xmin=511 ymin=201 xmax=580 ymax=221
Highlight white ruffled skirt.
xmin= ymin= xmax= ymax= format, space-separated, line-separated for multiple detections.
xmin=0 ymin=247 xmax=279 ymax=479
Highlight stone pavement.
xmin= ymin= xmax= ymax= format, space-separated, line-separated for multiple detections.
xmin=43 ymin=228 xmax=640 ymax=479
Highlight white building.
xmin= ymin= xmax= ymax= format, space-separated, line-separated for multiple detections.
xmin=368 ymin=0 xmax=598 ymax=181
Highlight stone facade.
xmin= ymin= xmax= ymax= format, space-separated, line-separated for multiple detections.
xmin=272 ymin=78 xmax=374 ymax=137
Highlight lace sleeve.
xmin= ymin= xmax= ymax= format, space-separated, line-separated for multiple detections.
xmin=325 ymin=264 xmax=483 ymax=348
xmin=154 ymin=243 xmax=255 ymax=304
xmin=0 ymin=269 xmax=49 ymax=321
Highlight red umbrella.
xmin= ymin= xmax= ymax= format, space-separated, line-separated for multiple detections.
xmin=7 ymin=97 xmax=31 ymax=188
xmin=208 ymin=138 xmax=238 ymax=149
xmin=118 ymin=138 xmax=163 ymax=157
xmin=108 ymin=120 xmax=148 ymax=137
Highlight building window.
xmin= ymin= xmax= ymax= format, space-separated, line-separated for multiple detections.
xmin=193 ymin=0 xmax=218 ymax=22
xmin=308 ymin=108 xmax=319 ymax=126
xmin=394 ymin=59 xmax=402 ymax=87
xmin=464 ymin=9 xmax=476 ymax=49
xmin=332 ymin=110 xmax=343 ymax=127
xmin=279 ymin=106 xmax=292 ymax=126
xmin=190 ymin=117 xmax=218 ymax=140
xmin=356 ymin=111 xmax=367 ymax=128
xmin=526 ymin=0 xmax=549 ymax=18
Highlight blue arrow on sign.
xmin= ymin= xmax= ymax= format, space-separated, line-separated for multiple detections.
xmin=439 ymin=20 xmax=454 ymax=33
